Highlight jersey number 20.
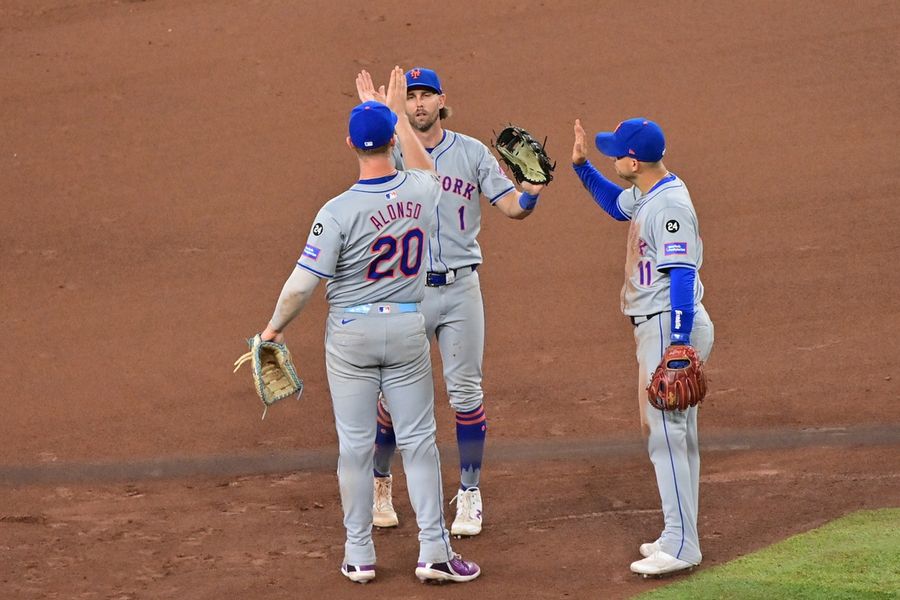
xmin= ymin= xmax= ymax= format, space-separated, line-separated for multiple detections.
xmin=367 ymin=229 xmax=424 ymax=280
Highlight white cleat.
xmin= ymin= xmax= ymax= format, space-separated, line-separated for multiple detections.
xmin=639 ymin=539 xmax=661 ymax=558
xmin=373 ymin=475 xmax=399 ymax=528
xmin=450 ymin=487 xmax=483 ymax=537
xmin=341 ymin=563 xmax=376 ymax=583
xmin=630 ymin=550 xmax=698 ymax=578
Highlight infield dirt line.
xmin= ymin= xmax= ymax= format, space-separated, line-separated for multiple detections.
xmin=2 ymin=424 xmax=897 ymax=486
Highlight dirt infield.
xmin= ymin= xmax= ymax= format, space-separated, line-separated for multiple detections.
xmin=2 ymin=1 xmax=898 ymax=598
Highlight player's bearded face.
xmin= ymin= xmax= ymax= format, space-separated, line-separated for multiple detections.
xmin=406 ymin=90 xmax=443 ymax=132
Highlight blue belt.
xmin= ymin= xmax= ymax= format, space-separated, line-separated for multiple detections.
xmin=343 ymin=302 xmax=419 ymax=314
xmin=426 ymin=264 xmax=478 ymax=287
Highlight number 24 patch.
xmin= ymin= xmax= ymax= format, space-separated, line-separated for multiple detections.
xmin=664 ymin=242 xmax=688 ymax=255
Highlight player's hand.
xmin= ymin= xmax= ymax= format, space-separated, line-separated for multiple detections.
xmin=261 ymin=323 xmax=285 ymax=345
xmin=356 ymin=70 xmax=386 ymax=104
xmin=572 ymin=118 xmax=588 ymax=165
xmin=385 ymin=65 xmax=407 ymax=117
xmin=520 ymin=181 xmax=545 ymax=195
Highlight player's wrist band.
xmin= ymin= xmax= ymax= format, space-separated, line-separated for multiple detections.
xmin=518 ymin=191 xmax=539 ymax=210
xmin=670 ymin=332 xmax=690 ymax=345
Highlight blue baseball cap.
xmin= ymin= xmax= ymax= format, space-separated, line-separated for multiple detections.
xmin=348 ymin=101 xmax=398 ymax=149
xmin=405 ymin=67 xmax=443 ymax=94
xmin=594 ymin=118 xmax=666 ymax=162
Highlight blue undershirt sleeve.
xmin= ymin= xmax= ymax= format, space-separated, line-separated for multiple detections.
xmin=668 ymin=266 xmax=696 ymax=345
xmin=572 ymin=160 xmax=629 ymax=221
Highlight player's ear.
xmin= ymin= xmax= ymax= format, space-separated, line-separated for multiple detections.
xmin=438 ymin=93 xmax=446 ymax=109
xmin=346 ymin=136 xmax=355 ymax=150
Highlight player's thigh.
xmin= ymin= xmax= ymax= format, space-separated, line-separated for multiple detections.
xmin=325 ymin=316 xmax=382 ymax=447
xmin=381 ymin=314 xmax=437 ymax=438
xmin=325 ymin=358 xmax=381 ymax=450
xmin=634 ymin=315 xmax=667 ymax=432
xmin=435 ymin=274 xmax=485 ymax=366
xmin=421 ymin=287 xmax=442 ymax=339
xmin=382 ymin=313 xmax=432 ymax=386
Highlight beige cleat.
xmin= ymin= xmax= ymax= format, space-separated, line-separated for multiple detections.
xmin=639 ymin=539 xmax=661 ymax=558
xmin=373 ymin=475 xmax=399 ymax=528
xmin=630 ymin=550 xmax=698 ymax=578
xmin=450 ymin=488 xmax=483 ymax=537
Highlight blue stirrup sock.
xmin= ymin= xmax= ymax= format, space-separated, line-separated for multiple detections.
xmin=456 ymin=405 xmax=487 ymax=490
xmin=373 ymin=401 xmax=396 ymax=477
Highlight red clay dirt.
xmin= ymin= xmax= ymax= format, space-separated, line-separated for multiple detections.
xmin=1 ymin=1 xmax=898 ymax=599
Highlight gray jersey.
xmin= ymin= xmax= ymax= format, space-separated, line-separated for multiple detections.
xmin=297 ymin=169 xmax=441 ymax=308
xmin=615 ymin=174 xmax=704 ymax=316
xmin=393 ymin=130 xmax=515 ymax=271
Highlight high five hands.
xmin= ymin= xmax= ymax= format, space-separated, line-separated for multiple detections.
xmin=356 ymin=69 xmax=386 ymax=104
xmin=356 ymin=67 xmax=407 ymax=120
xmin=572 ymin=118 xmax=588 ymax=166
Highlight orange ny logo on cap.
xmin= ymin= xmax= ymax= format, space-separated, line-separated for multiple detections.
xmin=410 ymin=69 xmax=421 ymax=78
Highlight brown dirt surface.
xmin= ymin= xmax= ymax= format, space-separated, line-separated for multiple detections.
xmin=2 ymin=1 xmax=898 ymax=598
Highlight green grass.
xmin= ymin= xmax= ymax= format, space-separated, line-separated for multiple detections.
xmin=634 ymin=508 xmax=900 ymax=599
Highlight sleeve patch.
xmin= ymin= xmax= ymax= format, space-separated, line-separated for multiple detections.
xmin=664 ymin=242 xmax=688 ymax=256
xmin=302 ymin=244 xmax=321 ymax=260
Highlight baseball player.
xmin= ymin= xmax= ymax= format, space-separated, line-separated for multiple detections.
xmin=257 ymin=67 xmax=479 ymax=584
xmin=356 ymin=67 xmax=545 ymax=536
xmin=571 ymin=117 xmax=714 ymax=576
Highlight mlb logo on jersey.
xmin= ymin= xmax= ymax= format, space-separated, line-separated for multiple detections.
xmin=377 ymin=305 xmax=392 ymax=314
xmin=664 ymin=242 xmax=688 ymax=256
xmin=385 ymin=191 xmax=398 ymax=200
xmin=303 ymin=244 xmax=321 ymax=260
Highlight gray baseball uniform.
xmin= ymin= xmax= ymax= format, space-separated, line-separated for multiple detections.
xmin=375 ymin=131 xmax=514 ymax=494
xmin=393 ymin=130 xmax=514 ymax=410
xmin=297 ymin=168 xmax=457 ymax=566
xmin=616 ymin=174 xmax=714 ymax=565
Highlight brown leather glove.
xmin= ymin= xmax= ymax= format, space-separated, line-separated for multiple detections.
xmin=647 ymin=344 xmax=708 ymax=411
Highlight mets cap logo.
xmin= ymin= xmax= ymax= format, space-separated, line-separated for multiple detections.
xmin=410 ymin=68 xmax=421 ymax=79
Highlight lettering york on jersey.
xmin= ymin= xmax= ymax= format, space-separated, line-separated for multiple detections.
xmin=440 ymin=175 xmax=477 ymax=200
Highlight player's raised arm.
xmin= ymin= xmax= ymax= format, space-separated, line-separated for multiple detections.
xmin=572 ymin=118 xmax=588 ymax=165
xmin=571 ymin=118 xmax=629 ymax=221
xmin=385 ymin=66 xmax=434 ymax=174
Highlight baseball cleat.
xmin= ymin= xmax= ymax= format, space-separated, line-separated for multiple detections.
xmin=341 ymin=563 xmax=376 ymax=583
xmin=373 ymin=475 xmax=399 ymax=528
xmin=639 ymin=539 xmax=661 ymax=558
xmin=415 ymin=553 xmax=481 ymax=583
xmin=630 ymin=550 xmax=698 ymax=577
xmin=450 ymin=487 xmax=483 ymax=536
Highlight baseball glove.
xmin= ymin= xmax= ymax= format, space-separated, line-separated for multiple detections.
xmin=233 ymin=334 xmax=303 ymax=419
xmin=492 ymin=125 xmax=555 ymax=185
xmin=647 ymin=344 xmax=708 ymax=411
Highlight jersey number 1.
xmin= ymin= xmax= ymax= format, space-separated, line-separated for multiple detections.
xmin=367 ymin=229 xmax=424 ymax=280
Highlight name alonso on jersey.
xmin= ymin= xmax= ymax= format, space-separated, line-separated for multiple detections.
xmin=370 ymin=201 xmax=424 ymax=230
